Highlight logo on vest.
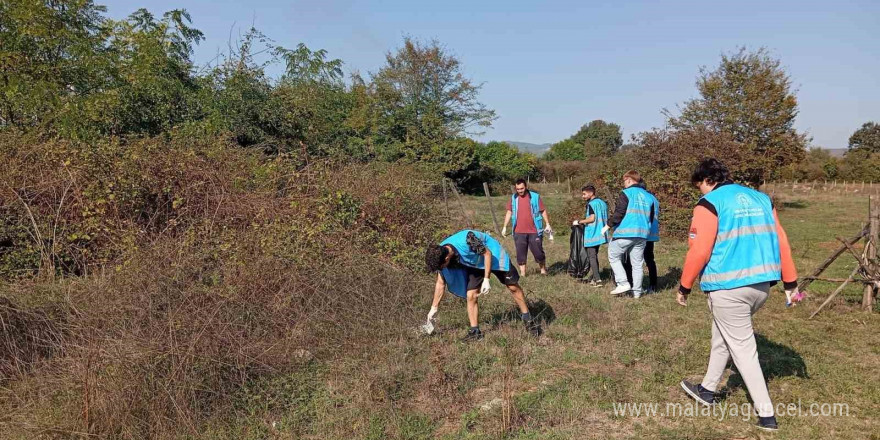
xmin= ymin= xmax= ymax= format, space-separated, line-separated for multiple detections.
xmin=733 ymin=192 xmax=765 ymax=218
xmin=735 ymin=193 xmax=752 ymax=207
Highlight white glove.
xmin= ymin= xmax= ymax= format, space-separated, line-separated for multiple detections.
xmin=502 ymin=226 xmax=507 ymax=236
xmin=784 ymin=287 xmax=804 ymax=307
xmin=544 ymin=226 xmax=553 ymax=234
xmin=479 ymin=278 xmax=491 ymax=295
xmin=421 ymin=306 xmax=439 ymax=334
xmin=601 ymin=225 xmax=610 ymax=235
xmin=572 ymin=220 xmax=580 ymax=226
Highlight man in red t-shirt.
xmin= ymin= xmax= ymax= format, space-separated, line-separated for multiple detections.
xmin=503 ymin=179 xmax=552 ymax=275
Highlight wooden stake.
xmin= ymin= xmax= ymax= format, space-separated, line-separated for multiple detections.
xmin=864 ymin=196 xmax=879 ymax=310
xmin=442 ymin=178 xmax=449 ymax=217
xmin=449 ymin=181 xmax=473 ymax=228
xmin=483 ymin=182 xmax=501 ymax=235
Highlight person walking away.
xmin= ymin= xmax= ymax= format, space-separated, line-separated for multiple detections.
xmin=503 ymin=179 xmax=553 ymax=276
xmin=573 ymin=184 xmax=608 ymax=286
xmin=622 ymin=181 xmax=660 ymax=293
xmin=424 ymin=229 xmax=542 ymax=342
xmin=604 ymin=170 xmax=654 ymax=298
xmin=676 ymin=159 xmax=800 ymax=431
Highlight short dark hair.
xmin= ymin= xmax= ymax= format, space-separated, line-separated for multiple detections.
xmin=514 ymin=178 xmax=527 ymax=186
xmin=425 ymin=245 xmax=449 ymax=272
xmin=581 ymin=184 xmax=596 ymax=193
xmin=691 ymin=158 xmax=731 ymax=185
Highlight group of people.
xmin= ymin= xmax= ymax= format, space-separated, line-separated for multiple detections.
xmin=422 ymin=158 xmax=804 ymax=431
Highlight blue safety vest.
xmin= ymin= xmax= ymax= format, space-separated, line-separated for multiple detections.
xmin=511 ymin=191 xmax=544 ymax=236
xmin=648 ymin=192 xmax=660 ymax=242
xmin=440 ymin=230 xmax=511 ymax=298
xmin=699 ymin=184 xmax=781 ymax=292
xmin=613 ymin=186 xmax=652 ymax=239
xmin=583 ymin=198 xmax=608 ymax=247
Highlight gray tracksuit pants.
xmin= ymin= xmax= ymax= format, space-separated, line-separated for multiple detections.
xmin=701 ymin=282 xmax=774 ymax=417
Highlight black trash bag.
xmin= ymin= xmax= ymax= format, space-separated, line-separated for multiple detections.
xmin=568 ymin=225 xmax=590 ymax=278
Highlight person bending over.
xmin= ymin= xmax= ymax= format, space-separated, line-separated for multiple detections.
xmin=424 ymin=229 xmax=542 ymax=342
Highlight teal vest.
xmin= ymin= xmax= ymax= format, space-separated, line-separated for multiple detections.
xmin=613 ymin=186 xmax=652 ymax=239
xmin=583 ymin=198 xmax=608 ymax=247
xmin=699 ymin=184 xmax=781 ymax=291
xmin=511 ymin=191 xmax=544 ymax=236
xmin=440 ymin=230 xmax=511 ymax=298
xmin=648 ymin=192 xmax=660 ymax=242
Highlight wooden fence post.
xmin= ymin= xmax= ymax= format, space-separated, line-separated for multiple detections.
xmin=442 ymin=178 xmax=449 ymax=217
xmin=864 ymin=196 xmax=879 ymax=311
xmin=448 ymin=180 xmax=473 ymax=228
xmin=483 ymin=182 xmax=501 ymax=235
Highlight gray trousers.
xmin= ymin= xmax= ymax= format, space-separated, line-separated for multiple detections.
xmin=586 ymin=246 xmax=601 ymax=282
xmin=701 ymin=282 xmax=774 ymax=417
xmin=608 ymin=237 xmax=646 ymax=296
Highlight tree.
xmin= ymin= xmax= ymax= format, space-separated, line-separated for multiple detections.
xmin=666 ymin=47 xmax=807 ymax=184
xmin=0 ymin=0 xmax=110 ymax=132
xmin=367 ymin=37 xmax=496 ymax=164
xmin=848 ymin=122 xmax=880 ymax=153
xmin=543 ymin=138 xmax=584 ymax=161
xmin=568 ymin=120 xmax=623 ymax=156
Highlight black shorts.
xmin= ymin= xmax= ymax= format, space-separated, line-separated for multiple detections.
xmin=463 ymin=265 xmax=521 ymax=291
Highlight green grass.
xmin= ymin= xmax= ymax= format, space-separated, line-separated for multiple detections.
xmin=313 ymin=183 xmax=878 ymax=440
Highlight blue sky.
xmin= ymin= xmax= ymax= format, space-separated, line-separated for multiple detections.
xmin=100 ymin=0 xmax=879 ymax=148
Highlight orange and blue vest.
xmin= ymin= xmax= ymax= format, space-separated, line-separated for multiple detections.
xmin=699 ymin=184 xmax=781 ymax=291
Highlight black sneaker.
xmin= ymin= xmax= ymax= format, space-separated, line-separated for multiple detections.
xmin=757 ymin=416 xmax=778 ymax=431
xmin=525 ymin=321 xmax=543 ymax=337
xmin=680 ymin=379 xmax=715 ymax=406
xmin=460 ymin=328 xmax=484 ymax=342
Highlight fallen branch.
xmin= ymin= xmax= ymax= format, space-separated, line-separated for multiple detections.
xmin=798 ymin=227 xmax=867 ymax=292
xmin=809 ymin=264 xmax=862 ymax=319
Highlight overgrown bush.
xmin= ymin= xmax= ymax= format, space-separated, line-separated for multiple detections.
xmin=0 ymin=134 xmax=448 ymax=438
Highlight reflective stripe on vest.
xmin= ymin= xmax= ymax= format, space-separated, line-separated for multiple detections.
xmin=511 ymin=191 xmax=544 ymax=236
xmin=613 ymin=186 xmax=652 ymax=239
xmin=583 ymin=198 xmax=608 ymax=247
xmin=699 ymin=184 xmax=781 ymax=291
xmin=700 ymin=263 xmax=782 ymax=284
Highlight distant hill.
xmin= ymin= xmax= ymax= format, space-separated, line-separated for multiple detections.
xmin=503 ymin=141 xmax=552 ymax=156
xmin=810 ymin=147 xmax=848 ymax=158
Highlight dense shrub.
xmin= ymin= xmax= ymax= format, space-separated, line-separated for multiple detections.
xmin=553 ymin=128 xmax=753 ymax=237
xmin=0 ymin=134 xmax=448 ymax=438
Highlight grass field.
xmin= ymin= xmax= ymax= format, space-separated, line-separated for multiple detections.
xmin=4 ymin=183 xmax=878 ymax=439
xmin=341 ymin=183 xmax=879 ymax=440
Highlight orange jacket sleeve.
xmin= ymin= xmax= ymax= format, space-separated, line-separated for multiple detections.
xmin=774 ymin=209 xmax=798 ymax=289
xmin=679 ymin=205 xmax=718 ymax=293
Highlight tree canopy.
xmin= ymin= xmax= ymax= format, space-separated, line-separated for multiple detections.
xmin=666 ymin=47 xmax=807 ymax=183
xmin=848 ymin=122 xmax=880 ymax=153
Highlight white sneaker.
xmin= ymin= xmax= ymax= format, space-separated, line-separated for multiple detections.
xmin=610 ymin=283 xmax=631 ymax=295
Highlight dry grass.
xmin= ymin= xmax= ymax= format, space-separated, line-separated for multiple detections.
xmin=2 ymin=161 xmax=879 ymax=439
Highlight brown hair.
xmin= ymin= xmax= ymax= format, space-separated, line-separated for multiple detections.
xmin=623 ymin=170 xmax=642 ymax=183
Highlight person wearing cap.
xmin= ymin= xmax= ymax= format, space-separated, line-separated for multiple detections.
xmin=604 ymin=170 xmax=655 ymax=298
xmin=676 ymin=159 xmax=800 ymax=432
xmin=424 ymin=229 xmax=542 ymax=342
